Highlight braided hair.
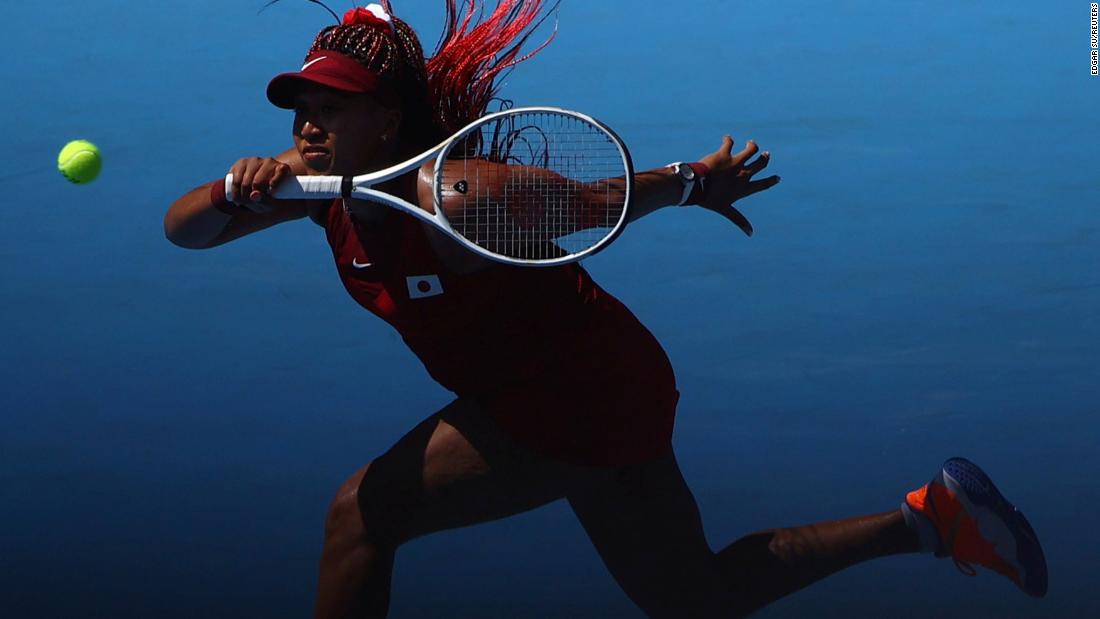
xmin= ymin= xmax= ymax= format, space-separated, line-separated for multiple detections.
xmin=427 ymin=1 xmax=556 ymax=136
xmin=309 ymin=8 xmax=436 ymax=154
xmin=268 ymin=1 xmax=554 ymax=154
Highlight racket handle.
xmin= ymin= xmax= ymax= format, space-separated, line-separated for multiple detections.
xmin=223 ymin=173 xmax=347 ymax=201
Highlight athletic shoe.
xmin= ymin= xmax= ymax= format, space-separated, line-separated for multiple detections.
xmin=904 ymin=457 xmax=1048 ymax=597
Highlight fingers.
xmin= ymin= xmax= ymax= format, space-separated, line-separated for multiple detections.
xmin=720 ymin=134 xmax=735 ymax=155
xmin=744 ymin=151 xmax=770 ymax=174
xmin=270 ymin=161 xmax=289 ymax=191
xmin=227 ymin=157 xmax=290 ymax=213
xmin=228 ymin=160 xmax=247 ymax=204
xmin=714 ymin=136 xmax=766 ymax=172
xmin=695 ymin=136 xmax=777 ymax=237
xmin=229 ymin=158 xmax=262 ymax=211
xmin=720 ymin=205 xmax=754 ymax=237
xmin=732 ymin=139 xmax=759 ymax=166
xmin=743 ymin=175 xmax=781 ymax=198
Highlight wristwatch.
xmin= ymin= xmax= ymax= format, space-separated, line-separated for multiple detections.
xmin=667 ymin=162 xmax=707 ymax=206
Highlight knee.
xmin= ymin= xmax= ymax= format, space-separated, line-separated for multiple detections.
xmin=323 ymin=461 xmax=418 ymax=548
xmin=322 ymin=464 xmax=371 ymax=545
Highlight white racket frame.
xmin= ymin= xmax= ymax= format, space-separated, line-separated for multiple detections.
xmin=225 ymin=106 xmax=633 ymax=267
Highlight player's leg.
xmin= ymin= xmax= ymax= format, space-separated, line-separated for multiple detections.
xmin=313 ymin=396 xmax=614 ymax=619
xmin=566 ymin=448 xmax=733 ymax=617
xmin=567 ymin=448 xmax=910 ymax=615
xmin=712 ymin=509 xmax=919 ymax=615
xmin=569 ymin=450 xmax=925 ymax=616
xmin=569 ymin=452 xmax=1046 ymax=617
xmin=720 ymin=459 xmax=1048 ymax=607
xmin=722 ymin=458 xmax=1048 ymax=607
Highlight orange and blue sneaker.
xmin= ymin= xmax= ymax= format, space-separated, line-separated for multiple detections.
xmin=901 ymin=457 xmax=1048 ymax=597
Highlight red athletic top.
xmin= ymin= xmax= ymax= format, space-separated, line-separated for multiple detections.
xmin=324 ymin=199 xmax=606 ymax=392
xmin=323 ymin=198 xmax=679 ymax=466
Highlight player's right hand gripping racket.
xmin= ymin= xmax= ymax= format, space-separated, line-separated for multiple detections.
xmin=227 ymin=107 xmax=633 ymax=266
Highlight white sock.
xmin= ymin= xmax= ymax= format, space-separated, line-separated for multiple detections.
xmin=901 ymin=500 xmax=941 ymax=554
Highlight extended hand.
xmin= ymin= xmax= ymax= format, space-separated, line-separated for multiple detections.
xmin=695 ymin=136 xmax=780 ymax=237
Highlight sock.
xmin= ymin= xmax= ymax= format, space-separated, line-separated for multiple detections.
xmin=901 ymin=499 xmax=941 ymax=554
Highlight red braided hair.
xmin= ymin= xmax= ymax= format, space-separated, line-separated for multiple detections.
xmin=271 ymin=1 xmax=555 ymax=151
xmin=427 ymin=1 xmax=557 ymax=134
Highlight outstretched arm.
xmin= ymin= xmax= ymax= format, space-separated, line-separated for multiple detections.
xmin=628 ymin=135 xmax=780 ymax=235
xmin=164 ymin=147 xmax=318 ymax=249
xmin=420 ymin=134 xmax=780 ymax=269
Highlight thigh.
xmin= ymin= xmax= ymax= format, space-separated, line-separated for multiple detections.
xmin=355 ymin=396 xmax=616 ymax=545
xmin=566 ymin=450 xmax=734 ymax=618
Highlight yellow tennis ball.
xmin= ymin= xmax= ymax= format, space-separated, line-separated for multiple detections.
xmin=58 ymin=139 xmax=102 ymax=184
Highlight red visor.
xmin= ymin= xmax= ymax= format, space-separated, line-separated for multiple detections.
xmin=267 ymin=51 xmax=382 ymax=108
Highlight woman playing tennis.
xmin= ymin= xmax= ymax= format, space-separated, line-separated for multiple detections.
xmin=164 ymin=2 xmax=1047 ymax=616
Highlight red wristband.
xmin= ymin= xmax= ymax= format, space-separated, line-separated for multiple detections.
xmin=210 ymin=178 xmax=242 ymax=215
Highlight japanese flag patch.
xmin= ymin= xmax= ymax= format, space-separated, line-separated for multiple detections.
xmin=406 ymin=274 xmax=444 ymax=299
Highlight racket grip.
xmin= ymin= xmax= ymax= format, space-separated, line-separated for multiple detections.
xmin=223 ymin=173 xmax=347 ymax=200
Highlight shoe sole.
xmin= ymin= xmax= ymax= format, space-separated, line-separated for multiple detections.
xmin=939 ymin=457 xmax=1048 ymax=597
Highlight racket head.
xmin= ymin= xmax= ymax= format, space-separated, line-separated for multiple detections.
xmin=432 ymin=107 xmax=633 ymax=266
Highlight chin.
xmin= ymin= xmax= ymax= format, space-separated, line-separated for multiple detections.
xmin=303 ymin=161 xmax=334 ymax=175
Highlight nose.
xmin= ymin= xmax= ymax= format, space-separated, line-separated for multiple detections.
xmin=299 ymin=119 xmax=323 ymax=138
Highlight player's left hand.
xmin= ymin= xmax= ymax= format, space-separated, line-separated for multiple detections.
xmin=694 ymin=135 xmax=780 ymax=237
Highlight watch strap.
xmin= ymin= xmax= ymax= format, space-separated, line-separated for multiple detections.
xmin=666 ymin=162 xmax=692 ymax=206
xmin=666 ymin=161 xmax=711 ymax=206
xmin=685 ymin=162 xmax=709 ymax=205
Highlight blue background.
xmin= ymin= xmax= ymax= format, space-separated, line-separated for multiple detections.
xmin=2 ymin=1 xmax=1097 ymax=616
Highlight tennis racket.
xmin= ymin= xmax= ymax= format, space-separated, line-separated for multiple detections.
xmin=227 ymin=106 xmax=633 ymax=266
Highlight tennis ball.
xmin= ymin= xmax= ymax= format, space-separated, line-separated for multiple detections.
xmin=58 ymin=139 xmax=102 ymax=184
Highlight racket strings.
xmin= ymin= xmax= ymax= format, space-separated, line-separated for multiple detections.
xmin=441 ymin=111 xmax=628 ymax=262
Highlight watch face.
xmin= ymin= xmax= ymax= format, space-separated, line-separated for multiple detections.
xmin=678 ymin=164 xmax=695 ymax=182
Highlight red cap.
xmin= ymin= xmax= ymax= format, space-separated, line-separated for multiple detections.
xmin=267 ymin=51 xmax=383 ymax=109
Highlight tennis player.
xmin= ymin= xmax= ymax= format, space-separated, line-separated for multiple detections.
xmin=164 ymin=2 xmax=1047 ymax=616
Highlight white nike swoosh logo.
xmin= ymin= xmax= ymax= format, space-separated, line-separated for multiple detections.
xmin=352 ymin=258 xmax=373 ymax=269
xmin=301 ymin=56 xmax=327 ymax=71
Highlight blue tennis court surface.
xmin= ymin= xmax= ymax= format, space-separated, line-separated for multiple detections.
xmin=2 ymin=1 xmax=1096 ymax=616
